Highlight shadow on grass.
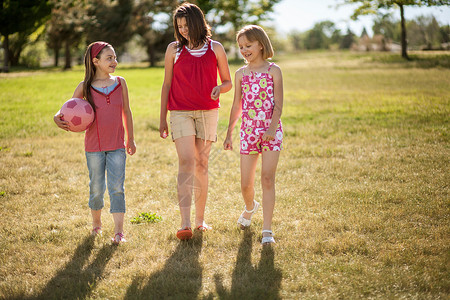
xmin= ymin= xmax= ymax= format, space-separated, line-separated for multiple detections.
xmin=213 ymin=230 xmax=283 ymax=300
xmin=124 ymin=233 xmax=203 ymax=299
xmin=28 ymin=235 xmax=117 ymax=300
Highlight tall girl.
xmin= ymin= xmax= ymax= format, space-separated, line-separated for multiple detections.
xmin=224 ymin=25 xmax=283 ymax=245
xmin=160 ymin=2 xmax=232 ymax=240
xmin=54 ymin=41 xmax=136 ymax=245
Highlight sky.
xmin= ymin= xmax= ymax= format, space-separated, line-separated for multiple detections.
xmin=268 ymin=0 xmax=450 ymax=36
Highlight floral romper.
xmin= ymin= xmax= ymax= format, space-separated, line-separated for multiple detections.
xmin=240 ymin=63 xmax=283 ymax=155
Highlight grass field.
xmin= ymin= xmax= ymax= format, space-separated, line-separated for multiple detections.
xmin=0 ymin=51 xmax=449 ymax=299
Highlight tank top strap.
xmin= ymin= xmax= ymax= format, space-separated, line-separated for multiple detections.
xmin=267 ymin=62 xmax=275 ymax=72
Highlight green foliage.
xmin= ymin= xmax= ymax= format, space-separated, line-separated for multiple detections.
xmin=373 ymin=13 xmax=402 ymax=40
xmin=130 ymin=212 xmax=162 ymax=224
xmin=213 ymin=0 xmax=282 ymax=32
xmin=341 ymin=0 xmax=449 ymax=58
xmin=0 ymin=0 xmax=51 ymax=36
xmin=343 ymin=0 xmax=450 ymax=20
xmin=85 ymin=0 xmax=134 ymax=48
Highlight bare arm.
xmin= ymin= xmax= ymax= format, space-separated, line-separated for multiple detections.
xmin=262 ymin=64 xmax=283 ymax=141
xmin=211 ymin=41 xmax=232 ymax=100
xmin=160 ymin=42 xmax=176 ymax=138
xmin=223 ymin=69 xmax=243 ymax=150
xmin=53 ymin=82 xmax=84 ymax=130
xmin=120 ymin=77 xmax=136 ymax=155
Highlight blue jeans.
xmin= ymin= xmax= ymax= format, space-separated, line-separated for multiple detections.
xmin=86 ymin=148 xmax=126 ymax=213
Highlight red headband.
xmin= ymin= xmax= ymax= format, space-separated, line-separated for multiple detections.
xmin=91 ymin=42 xmax=110 ymax=59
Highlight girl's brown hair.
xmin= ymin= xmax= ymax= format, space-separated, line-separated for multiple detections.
xmin=173 ymin=2 xmax=211 ymax=51
xmin=83 ymin=42 xmax=112 ymax=111
xmin=236 ymin=25 xmax=274 ymax=60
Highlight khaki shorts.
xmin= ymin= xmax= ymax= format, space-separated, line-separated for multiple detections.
xmin=170 ymin=109 xmax=219 ymax=142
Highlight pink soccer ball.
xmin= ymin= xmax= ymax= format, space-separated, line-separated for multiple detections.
xmin=60 ymin=98 xmax=94 ymax=132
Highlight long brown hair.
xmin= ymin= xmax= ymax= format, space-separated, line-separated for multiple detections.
xmin=173 ymin=2 xmax=211 ymax=51
xmin=82 ymin=42 xmax=112 ymax=111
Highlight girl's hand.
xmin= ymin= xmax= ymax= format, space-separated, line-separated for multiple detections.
xmin=223 ymin=136 xmax=233 ymax=150
xmin=211 ymin=86 xmax=221 ymax=100
xmin=126 ymin=140 xmax=136 ymax=155
xmin=262 ymin=128 xmax=276 ymax=142
xmin=160 ymin=120 xmax=169 ymax=139
xmin=54 ymin=113 xmax=70 ymax=131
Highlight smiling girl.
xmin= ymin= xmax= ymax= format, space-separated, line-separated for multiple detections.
xmin=224 ymin=25 xmax=284 ymax=245
xmin=54 ymin=41 xmax=136 ymax=245
xmin=160 ymin=2 xmax=232 ymax=240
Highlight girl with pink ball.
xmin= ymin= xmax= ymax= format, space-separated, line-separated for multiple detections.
xmin=54 ymin=41 xmax=136 ymax=245
xmin=224 ymin=25 xmax=284 ymax=245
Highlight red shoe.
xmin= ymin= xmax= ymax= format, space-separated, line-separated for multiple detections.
xmin=112 ymin=232 xmax=126 ymax=245
xmin=91 ymin=227 xmax=102 ymax=236
xmin=176 ymin=227 xmax=193 ymax=240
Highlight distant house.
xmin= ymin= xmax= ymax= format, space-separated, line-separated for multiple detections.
xmin=352 ymin=33 xmax=401 ymax=52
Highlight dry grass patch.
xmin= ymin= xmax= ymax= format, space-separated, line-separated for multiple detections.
xmin=0 ymin=51 xmax=449 ymax=299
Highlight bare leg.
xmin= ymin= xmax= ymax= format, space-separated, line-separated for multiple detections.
xmin=174 ymin=135 xmax=196 ymax=229
xmin=240 ymin=154 xmax=259 ymax=220
xmin=261 ymin=151 xmax=280 ymax=238
xmin=112 ymin=213 xmax=124 ymax=234
xmin=91 ymin=209 xmax=102 ymax=229
xmin=194 ymin=138 xmax=212 ymax=227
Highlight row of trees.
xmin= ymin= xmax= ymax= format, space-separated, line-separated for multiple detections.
xmin=1 ymin=0 xmax=449 ymax=71
xmin=1 ymin=0 xmax=282 ymax=72
xmin=288 ymin=14 xmax=449 ymax=51
xmin=288 ymin=21 xmax=358 ymax=51
xmin=343 ymin=0 xmax=449 ymax=59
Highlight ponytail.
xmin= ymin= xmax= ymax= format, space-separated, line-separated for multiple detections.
xmin=83 ymin=44 xmax=96 ymax=112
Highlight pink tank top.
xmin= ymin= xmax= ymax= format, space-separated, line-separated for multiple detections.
xmin=168 ymin=40 xmax=219 ymax=111
xmin=85 ymin=77 xmax=125 ymax=152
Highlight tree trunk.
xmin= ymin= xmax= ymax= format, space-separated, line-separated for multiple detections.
xmin=54 ymin=46 xmax=59 ymax=67
xmin=10 ymin=49 xmax=21 ymax=66
xmin=2 ymin=34 xmax=9 ymax=73
xmin=400 ymin=4 xmax=409 ymax=60
xmin=64 ymin=40 xmax=71 ymax=70
xmin=148 ymin=45 xmax=156 ymax=67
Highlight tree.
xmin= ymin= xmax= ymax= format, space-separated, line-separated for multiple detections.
xmin=342 ymin=0 xmax=450 ymax=59
xmin=132 ymin=0 xmax=178 ymax=67
xmin=0 ymin=0 xmax=51 ymax=72
xmin=304 ymin=21 xmax=336 ymax=50
xmin=85 ymin=0 xmax=134 ymax=51
xmin=133 ymin=0 xmax=282 ymax=62
xmin=341 ymin=28 xmax=356 ymax=49
xmin=407 ymin=15 xmax=441 ymax=49
xmin=211 ymin=0 xmax=282 ymax=58
xmin=372 ymin=13 xmax=401 ymax=41
xmin=288 ymin=30 xmax=306 ymax=51
xmin=46 ymin=0 xmax=91 ymax=68
xmin=439 ymin=24 xmax=450 ymax=45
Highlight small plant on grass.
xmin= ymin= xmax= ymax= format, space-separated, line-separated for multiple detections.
xmin=130 ymin=212 xmax=162 ymax=224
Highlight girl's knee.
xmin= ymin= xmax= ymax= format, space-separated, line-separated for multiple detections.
xmin=89 ymin=195 xmax=104 ymax=211
xmin=195 ymin=157 xmax=209 ymax=174
xmin=178 ymin=156 xmax=195 ymax=170
xmin=261 ymin=173 xmax=275 ymax=189
xmin=241 ymin=182 xmax=254 ymax=193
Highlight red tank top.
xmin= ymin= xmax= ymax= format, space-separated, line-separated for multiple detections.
xmin=85 ymin=77 xmax=125 ymax=152
xmin=168 ymin=40 xmax=219 ymax=111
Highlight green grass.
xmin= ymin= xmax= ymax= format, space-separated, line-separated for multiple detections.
xmin=0 ymin=51 xmax=449 ymax=299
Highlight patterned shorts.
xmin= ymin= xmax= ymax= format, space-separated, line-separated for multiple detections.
xmin=240 ymin=121 xmax=283 ymax=155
